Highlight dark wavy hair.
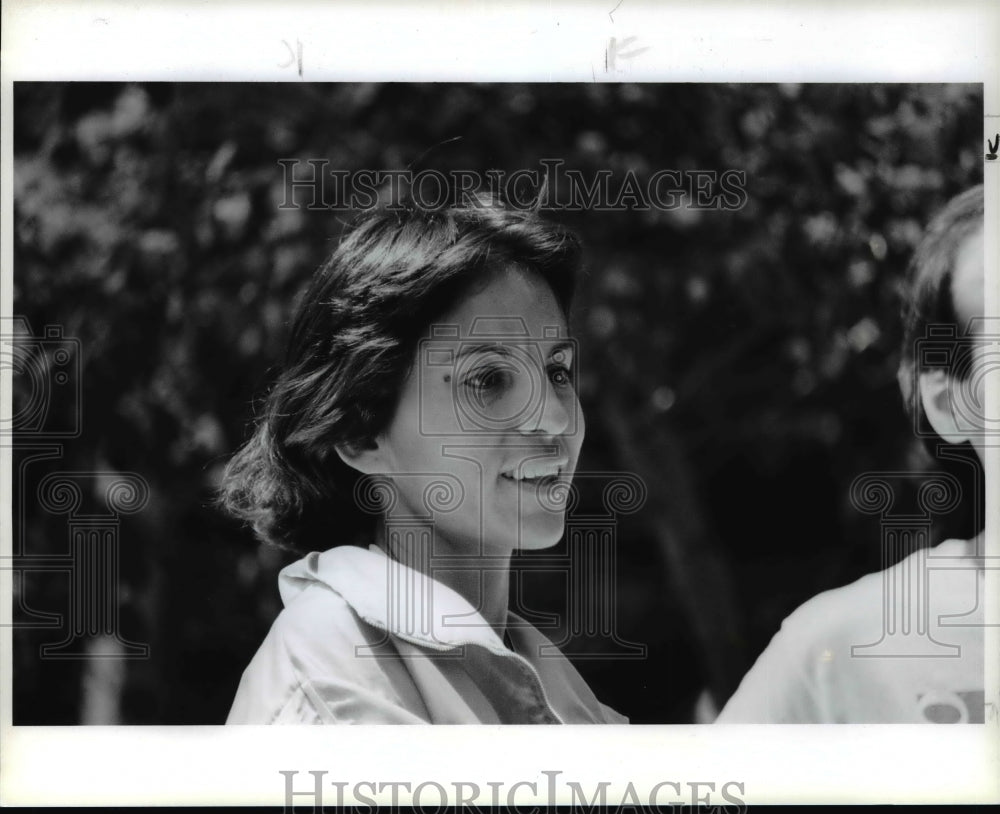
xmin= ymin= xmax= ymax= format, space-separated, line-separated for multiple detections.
xmin=218 ymin=198 xmax=582 ymax=552
xmin=897 ymin=184 xmax=983 ymax=451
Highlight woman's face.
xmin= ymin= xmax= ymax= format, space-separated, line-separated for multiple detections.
xmin=363 ymin=265 xmax=584 ymax=555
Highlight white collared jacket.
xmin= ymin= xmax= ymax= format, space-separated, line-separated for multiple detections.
xmin=227 ymin=545 xmax=628 ymax=724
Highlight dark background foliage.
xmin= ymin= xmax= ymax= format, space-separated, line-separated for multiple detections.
xmin=11 ymin=82 xmax=983 ymax=724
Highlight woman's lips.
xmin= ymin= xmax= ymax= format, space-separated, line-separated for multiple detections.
xmin=499 ymin=457 xmax=569 ymax=482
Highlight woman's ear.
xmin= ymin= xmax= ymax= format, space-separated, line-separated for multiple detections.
xmin=918 ymin=369 xmax=976 ymax=445
xmin=334 ymin=439 xmax=385 ymax=475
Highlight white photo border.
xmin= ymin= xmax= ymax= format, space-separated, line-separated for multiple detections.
xmin=1 ymin=0 xmax=998 ymax=806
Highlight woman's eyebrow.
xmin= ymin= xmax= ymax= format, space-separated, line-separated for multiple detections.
xmin=455 ymin=342 xmax=514 ymax=359
xmin=455 ymin=339 xmax=574 ymax=359
xmin=454 ymin=341 xmax=574 ymax=360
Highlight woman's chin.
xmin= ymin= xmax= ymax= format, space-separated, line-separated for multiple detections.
xmin=514 ymin=519 xmax=567 ymax=550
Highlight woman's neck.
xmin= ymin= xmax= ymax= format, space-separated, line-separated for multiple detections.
xmin=375 ymin=519 xmax=513 ymax=640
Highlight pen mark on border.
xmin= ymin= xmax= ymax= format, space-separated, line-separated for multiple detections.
xmin=279 ymin=39 xmax=303 ymax=77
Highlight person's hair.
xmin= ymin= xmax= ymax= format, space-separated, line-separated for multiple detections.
xmin=218 ymin=197 xmax=582 ymax=552
xmin=897 ymin=184 xmax=984 ymax=451
xmin=895 ymin=183 xmax=984 ymax=540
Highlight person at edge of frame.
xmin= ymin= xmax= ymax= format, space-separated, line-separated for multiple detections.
xmin=219 ymin=193 xmax=627 ymax=724
xmin=716 ymin=185 xmax=988 ymax=724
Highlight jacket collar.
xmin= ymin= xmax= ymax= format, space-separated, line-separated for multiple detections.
xmin=278 ymin=544 xmax=510 ymax=654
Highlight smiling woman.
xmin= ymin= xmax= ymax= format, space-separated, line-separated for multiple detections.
xmin=219 ymin=196 xmax=626 ymax=724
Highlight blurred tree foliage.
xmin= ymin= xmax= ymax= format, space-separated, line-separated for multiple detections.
xmin=12 ymin=82 xmax=982 ymax=724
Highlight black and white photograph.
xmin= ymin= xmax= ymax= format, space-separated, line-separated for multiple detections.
xmin=2 ymin=0 xmax=998 ymax=807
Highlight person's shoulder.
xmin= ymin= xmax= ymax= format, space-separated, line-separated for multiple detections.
xmin=925 ymin=536 xmax=981 ymax=565
xmin=275 ymin=579 xmax=364 ymax=635
xmin=270 ymin=579 xmax=395 ymax=669
xmin=778 ymin=568 xmax=882 ymax=640
xmin=227 ymin=578 xmax=413 ymax=724
xmin=779 ymin=538 xmax=967 ymax=641
xmin=716 ymin=539 xmax=977 ymax=723
xmin=715 ymin=570 xmax=881 ymax=723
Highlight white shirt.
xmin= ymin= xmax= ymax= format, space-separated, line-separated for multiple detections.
xmin=717 ymin=538 xmax=986 ymax=723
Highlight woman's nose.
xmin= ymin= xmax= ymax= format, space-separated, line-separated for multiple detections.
xmin=517 ymin=372 xmax=573 ymax=436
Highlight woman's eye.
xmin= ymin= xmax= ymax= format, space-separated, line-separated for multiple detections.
xmin=548 ymin=363 xmax=574 ymax=388
xmin=463 ymin=365 xmax=514 ymax=398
